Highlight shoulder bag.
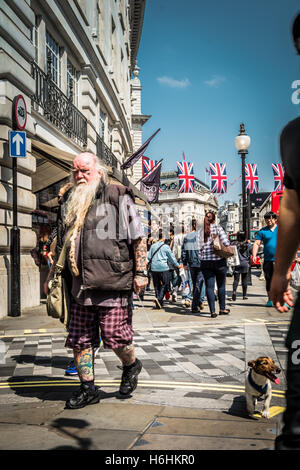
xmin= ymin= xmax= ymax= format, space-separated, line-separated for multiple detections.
xmin=212 ymin=227 xmax=235 ymax=259
xmin=46 ymin=229 xmax=73 ymax=328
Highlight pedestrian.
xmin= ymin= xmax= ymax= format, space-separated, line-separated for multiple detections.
xmin=51 ymin=152 xmax=148 ymax=409
xmin=252 ymin=211 xmax=278 ymax=307
xmin=200 ymin=211 xmax=231 ymax=318
xmin=170 ymin=224 xmax=185 ymax=302
xmin=181 ymin=218 xmax=205 ymax=313
xmin=232 ymin=231 xmax=252 ymax=301
xmin=270 ymin=12 xmax=300 ymax=450
xmin=147 ymin=229 xmax=182 ymax=309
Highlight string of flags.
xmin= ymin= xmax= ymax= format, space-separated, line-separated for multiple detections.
xmin=206 ymin=162 xmax=285 ymax=194
xmin=121 ymin=129 xmax=285 ymax=202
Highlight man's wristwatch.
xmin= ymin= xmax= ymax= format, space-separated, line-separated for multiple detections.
xmin=135 ymin=270 xmax=148 ymax=277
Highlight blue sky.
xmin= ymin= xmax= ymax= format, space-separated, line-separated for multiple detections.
xmin=137 ymin=0 xmax=300 ymax=203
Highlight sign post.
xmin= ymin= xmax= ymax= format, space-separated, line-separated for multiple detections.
xmin=9 ymin=95 xmax=27 ymax=317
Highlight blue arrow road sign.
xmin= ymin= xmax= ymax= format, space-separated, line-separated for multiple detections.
xmin=9 ymin=131 xmax=26 ymax=158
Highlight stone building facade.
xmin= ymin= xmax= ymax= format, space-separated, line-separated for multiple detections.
xmin=151 ymin=171 xmax=218 ymax=232
xmin=0 ymin=0 xmax=147 ymax=318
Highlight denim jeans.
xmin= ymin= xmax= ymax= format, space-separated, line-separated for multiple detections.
xmin=151 ymin=270 xmax=171 ymax=305
xmin=201 ymin=259 xmax=227 ymax=313
xmin=189 ymin=267 xmax=205 ymax=310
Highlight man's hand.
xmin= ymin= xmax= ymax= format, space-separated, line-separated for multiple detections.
xmin=133 ymin=275 xmax=148 ymax=295
xmin=270 ymin=273 xmax=294 ymax=312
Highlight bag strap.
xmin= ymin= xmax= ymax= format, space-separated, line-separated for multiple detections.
xmin=55 ymin=229 xmax=74 ymax=269
xmin=148 ymin=242 xmax=165 ymax=269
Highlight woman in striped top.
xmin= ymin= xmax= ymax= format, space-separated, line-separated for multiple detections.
xmin=200 ymin=211 xmax=231 ymax=318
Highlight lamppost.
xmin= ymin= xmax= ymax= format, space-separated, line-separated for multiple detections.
xmin=234 ymin=123 xmax=251 ymax=235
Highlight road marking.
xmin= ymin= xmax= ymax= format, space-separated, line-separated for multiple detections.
xmin=253 ymin=406 xmax=285 ymax=419
xmin=0 ymin=378 xmax=286 ymax=397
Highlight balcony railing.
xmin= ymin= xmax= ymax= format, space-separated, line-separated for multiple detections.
xmin=31 ymin=61 xmax=87 ymax=147
xmin=96 ymin=132 xmax=118 ymax=169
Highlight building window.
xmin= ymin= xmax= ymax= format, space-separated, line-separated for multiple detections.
xmin=67 ymin=60 xmax=78 ymax=105
xmin=46 ymin=31 xmax=60 ymax=85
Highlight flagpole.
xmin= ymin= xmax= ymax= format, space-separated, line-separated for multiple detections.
xmin=135 ymin=158 xmax=163 ymax=186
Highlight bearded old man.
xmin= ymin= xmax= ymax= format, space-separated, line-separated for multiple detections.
xmin=54 ymin=152 xmax=148 ymax=409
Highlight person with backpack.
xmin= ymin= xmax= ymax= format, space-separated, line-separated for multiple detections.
xmin=231 ymin=231 xmax=252 ymax=301
xmin=147 ymin=229 xmax=182 ymax=309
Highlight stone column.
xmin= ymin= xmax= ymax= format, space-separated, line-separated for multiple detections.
xmin=0 ymin=1 xmax=40 ymax=318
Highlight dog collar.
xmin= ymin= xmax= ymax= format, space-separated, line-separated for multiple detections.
xmin=249 ymin=369 xmax=268 ymax=395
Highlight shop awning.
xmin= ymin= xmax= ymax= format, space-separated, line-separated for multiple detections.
xmin=31 ymin=139 xmax=152 ymax=211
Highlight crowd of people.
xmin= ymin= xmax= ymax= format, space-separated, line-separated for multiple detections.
xmin=141 ymin=209 xmax=291 ymax=319
xmin=144 ymin=212 xmax=246 ymax=318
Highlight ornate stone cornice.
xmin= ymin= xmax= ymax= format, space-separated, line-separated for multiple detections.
xmin=129 ymin=0 xmax=146 ymax=74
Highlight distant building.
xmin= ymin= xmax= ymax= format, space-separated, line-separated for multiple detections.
xmin=149 ymin=171 xmax=218 ymax=231
xmin=218 ymin=201 xmax=239 ymax=234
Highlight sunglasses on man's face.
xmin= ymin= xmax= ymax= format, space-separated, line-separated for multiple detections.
xmin=264 ymin=216 xmax=275 ymax=220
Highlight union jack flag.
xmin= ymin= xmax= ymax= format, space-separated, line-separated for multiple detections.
xmin=142 ymin=156 xmax=158 ymax=177
xmin=245 ymin=163 xmax=259 ymax=194
xmin=272 ymin=163 xmax=285 ymax=191
xmin=177 ymin=161 xmax=195 ymax=193
xmin=209 ymin=163 xmax=227 ymax=194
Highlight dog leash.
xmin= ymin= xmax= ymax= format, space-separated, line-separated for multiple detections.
xmin=136 ymin=294 xmax=249 ymax=380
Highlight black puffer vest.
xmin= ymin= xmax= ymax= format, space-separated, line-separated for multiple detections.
xmin=58 ymin=183 xmax=136 ymax=293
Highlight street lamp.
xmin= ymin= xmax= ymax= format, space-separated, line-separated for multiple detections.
xmin=234 ymin=123 xmax=251 ymax=235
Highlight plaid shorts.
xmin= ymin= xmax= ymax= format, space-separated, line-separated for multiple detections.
xmin=65 ymin=298 xmax=133 ymax=351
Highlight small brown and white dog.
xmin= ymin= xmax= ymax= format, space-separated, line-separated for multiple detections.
xmin=245 ymin=357 xmax=281 ymax=418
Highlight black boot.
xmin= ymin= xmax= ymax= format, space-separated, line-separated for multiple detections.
xmin=232 ymin=291 xmax=236 ymax=301
xmin=119 ymin=358 xmax=143 ymax=395
xmin=65 ymin=382 xmax=101 ymax=409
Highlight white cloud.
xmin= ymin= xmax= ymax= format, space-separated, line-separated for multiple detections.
xmin=157 ymin=76 xmax=191 ymax=88
xmin=204 ymin=75 xmax=226 ymax=88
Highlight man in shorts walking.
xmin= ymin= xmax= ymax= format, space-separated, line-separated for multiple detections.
xmin=54 ymin=152 xmax=148 ymax=409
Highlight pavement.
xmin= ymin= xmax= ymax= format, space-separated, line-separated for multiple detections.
xmin=0 ymin=271 xmax=293 ymax=452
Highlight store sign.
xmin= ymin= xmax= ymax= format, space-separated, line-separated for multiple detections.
xmin=12 ymin=94 xmax=27 ymax=131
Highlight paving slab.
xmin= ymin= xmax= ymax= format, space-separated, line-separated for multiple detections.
xmin=132 ymin=433 xmax=273 ymax=451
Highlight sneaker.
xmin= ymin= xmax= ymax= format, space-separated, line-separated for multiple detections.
xmin=65 ymin=360 xmax=77 ymax=376
xmin=119 ymin=358 xmax=143 ymax=395
xmin=65 ymin=383 xmax=101 ymax=409
xmin=172 ymin=293 xmax=177 ymax=302
xmin=184 ymin=299 xmax=191 ymax=308
xmin=191 ymin=307 xmax=199 ymax=313
xmin=266 ymin=300 xmax=273 ymax=307
xmin=199 ymin=303 xmax=205 ymax=310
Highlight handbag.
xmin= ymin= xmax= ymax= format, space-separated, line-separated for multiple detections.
xmin=212 ymin=229 xmax=235 ymax=259
xmin=46 ymin=230 xmax=73 ymax=328
xmin=290 ymin=262 xmax=300 ymax=290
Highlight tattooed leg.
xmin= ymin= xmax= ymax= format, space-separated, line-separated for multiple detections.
xmin=73 ymin=348 xmax=95 ymax=382
xmin=113 ymin=344 xmax=135 ymax=366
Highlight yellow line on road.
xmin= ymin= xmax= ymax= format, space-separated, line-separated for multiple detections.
xmin=0 ymin=378 xmax=286 ymax=397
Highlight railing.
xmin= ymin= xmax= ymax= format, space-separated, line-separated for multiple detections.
xmin=96 ymin=132 xmax=118 ymax=169
xmin=31 ymin=61 xmax=87 ymax=147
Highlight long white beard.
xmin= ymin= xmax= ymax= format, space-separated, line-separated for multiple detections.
xmin=64 ymin=178 xmax=100 ymax=227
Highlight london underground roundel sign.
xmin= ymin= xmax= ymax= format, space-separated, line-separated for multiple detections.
xmin=12 ymin=94 xmax=27 ymax=131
